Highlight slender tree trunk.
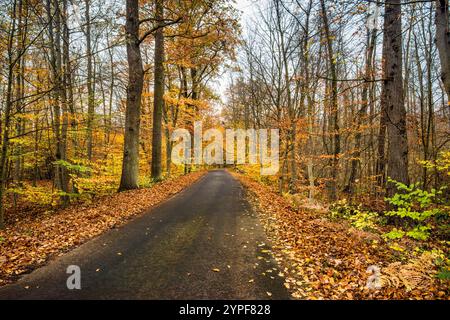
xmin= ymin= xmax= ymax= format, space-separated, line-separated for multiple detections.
xmin=0 ymin=0 xmax=17 ymax=229
xmin=376 ymin=89 xmax=388 ymax=191
xmin=320 ymin=0 xmax=340 ymax=201
xmin=46 ymin=0 xmax=69 ymax=204
xmin=13 ymin=0 xmax=25 ymax=208
xmin=180 ymin=66 xmax=190 ymax=174
xmin=151 ymin=0 xmax=164 ymax=181
xmin=85 ymin=0 xmax=94 ymax=161
xmin=346 ymin=17 xmax=377 ymax=194
xmin=63 ymin=0 xmax=76 ymax=155
xmin=119 ymin=0 xmax=144 ymax=191
xmin=106 ymin=34 xmax=114 ymax=145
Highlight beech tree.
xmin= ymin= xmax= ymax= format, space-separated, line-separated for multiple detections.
xmin=435 ymin=0 xmax=450 ymax=104
xmin=119 ymin=0 xmax=144 ymax=191
xmin=151 ymin=0 xmax=164 ymax=181
xmin=383 ymin=0 xmax=409 ymax=196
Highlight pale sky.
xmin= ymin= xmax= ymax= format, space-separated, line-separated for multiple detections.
xmin=214 ymin=0 xmax=261 ymax=105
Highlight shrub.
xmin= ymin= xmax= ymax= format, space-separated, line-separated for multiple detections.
xmin=7 ymin=183 xmax=59 ymax=207
xmin=348 ymin=211 xmax=379 ymax=231
xmin=383 ymin=179 xmax=447 ymax=241
xmin=330 ymin=199 xmax=380 ymax=231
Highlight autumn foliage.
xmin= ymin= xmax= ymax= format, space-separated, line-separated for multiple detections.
xmin=234 ymin=172 xmax=449 ymax=299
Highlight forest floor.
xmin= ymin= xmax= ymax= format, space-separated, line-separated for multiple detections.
xmin=233 ymin=171 xmax=449 ymax=299
xmin=0 ymin=169 xmax=448 ymax=299
xmin=0 ymin=170 xmax=206 ymax=286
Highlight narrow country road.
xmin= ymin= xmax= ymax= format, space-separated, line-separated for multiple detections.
xmin=0 ymin=170 xmax=290 ymax=300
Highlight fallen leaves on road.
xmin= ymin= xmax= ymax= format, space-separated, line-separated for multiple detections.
xmin=0 ymin=171 xmax=206 ymax=285
xmin=234 ymin=172 xmax=449 ymax=300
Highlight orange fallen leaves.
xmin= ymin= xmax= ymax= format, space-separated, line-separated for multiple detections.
xmin=0 ymin=171 xmax=206 ymax=285
xmin=233 ymin=172 xmax=449 ymax=300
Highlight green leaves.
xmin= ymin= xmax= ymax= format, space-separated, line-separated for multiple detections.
xmin=330 ymin=199 xmax=380 ymax=231
xmin=53 ymin=159 xmax=92 ymax=174
xmin=406 ymin=226 xmax=431 ymax=241
xmin=383 ymin=178 xmax=447 ymax=241
xmin=384 ymin=228 xmax=405 ymax=240
xmin=436 ymin=268 xmax=450 ymax=280
xmin=385 ymin=226 xmax=431 ymax=241
xmin=385 ymin=178 xmax=445 ymax=209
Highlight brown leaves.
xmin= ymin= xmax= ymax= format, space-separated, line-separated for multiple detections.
xmin=380 ymin=252 xmax=438 ymax=292
xmin=234 ymin=172 xmax=449 ymax=300
xmin=0 ymin=171 xmax=206 ymax=285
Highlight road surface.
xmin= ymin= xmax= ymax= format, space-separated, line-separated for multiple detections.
xmin=0 ymin=170 xmax=290 ymax=299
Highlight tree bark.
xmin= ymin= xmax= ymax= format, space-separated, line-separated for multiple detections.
xmin=345 ymin=15 xmax=377 ymax=194
xmin=119 ymin=0 xmax=144 ymax=191
xmin=46 ymin=0 xmax=69 ymax=204
xmin=0 ymin=0 xmax=17 ymax=229
xmin=435 ymin=0 xmax=450 ymax=104
xmin=151 ymin=0 xmax=164 ymax=181
xmin=320 ymin=0 xmax=340 ymax=201
xmin=383 ymin=0 xmax=409 ymax=196
xmin=85 ymin=0 xmax=94 ymax=161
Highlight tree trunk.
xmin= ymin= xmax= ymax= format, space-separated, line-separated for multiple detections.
xmin=345 ymin=17 xmax=377 ymax=194
xmin=0 ymin=0 xmax=17 ymax=229
xmin=119 ymin=0 xmax=144 ymax=191
xmin=383 ymin=0 xmax=409 ymax=196
xmin=320 ymin=0 xmax=340 ymax=201
xmin=63 ymin=0 xmax=77 ymax=156
xmin=151 ymin=0 xmax=164 ymax=181
xmin=13 ymin=0 xmax=25 ymax=208
xmin=85 ymin=0 xmax=94 ymax=161
xmin=47 ymin=0 xmax=69 ymax=205
xmin=435 ymin=0 xmax=450 ymax=104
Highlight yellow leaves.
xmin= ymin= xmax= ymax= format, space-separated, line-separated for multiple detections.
xmin=14 ymin=113 xmax=39 ymax=121
xmin=211 ymin=268 xmax=220 ymax=272
xmin=73 ymin=175 xmax=118 ymax=198
xmin=389 ymin=243 xmax=405 ymax=252
xmin=6 ymin=183 xmax=55 ymax=207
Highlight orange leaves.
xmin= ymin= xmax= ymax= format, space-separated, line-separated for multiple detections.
xmin=0 ymin=171 xmax=206 ymax=286
xmin=233 ymin=171 xmax=449 ymax=300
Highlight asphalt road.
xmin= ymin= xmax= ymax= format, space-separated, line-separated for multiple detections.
xmin=0 ymin=170 xmax=290 ymax=300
